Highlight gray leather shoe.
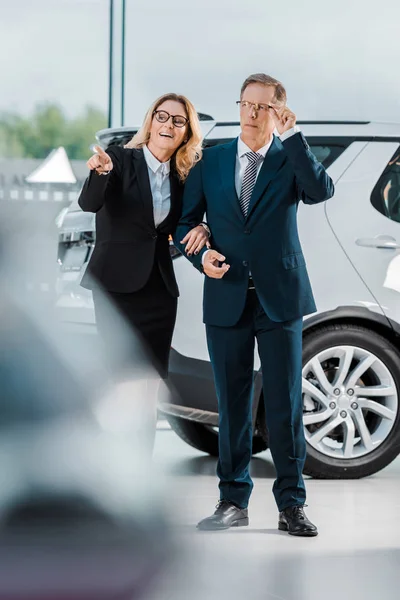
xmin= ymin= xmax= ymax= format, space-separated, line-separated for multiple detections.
xmin=278 ymin=505 xmax=318 ymax=537
xmin=197 ymin=500 xmax=249 ymax=531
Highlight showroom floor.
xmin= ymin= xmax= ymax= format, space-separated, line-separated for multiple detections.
xmin=151 ymin=426 xmax=400 ymax=600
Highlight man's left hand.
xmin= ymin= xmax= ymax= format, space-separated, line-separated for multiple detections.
xmin=269 ymin=104 xmax=296 ymax=135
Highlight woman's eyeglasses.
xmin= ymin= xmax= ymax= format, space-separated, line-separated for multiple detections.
xmin=153 ymin=110 xmax=189 ymax=128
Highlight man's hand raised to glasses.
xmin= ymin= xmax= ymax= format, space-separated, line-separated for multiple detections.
xmin=87 ymin=145 xmax=114 ymax=175
xmin=203 ymin=250 xmax=230 ymax=279
xmin=268 ymin=103 xmax=296 ymax=136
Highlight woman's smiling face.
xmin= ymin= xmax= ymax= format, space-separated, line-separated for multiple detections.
xmin=148 ymin=99 xmax=189 ymax=156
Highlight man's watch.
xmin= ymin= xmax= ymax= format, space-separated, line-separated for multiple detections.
xmin=200 ymin=222 xmax=211 ymax=237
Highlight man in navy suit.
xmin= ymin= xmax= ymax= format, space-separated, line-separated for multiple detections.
xmin=174 ymin=73 xmax=334 ymax=536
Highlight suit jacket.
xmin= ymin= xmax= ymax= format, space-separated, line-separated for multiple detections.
xmin=78 ymin=145 xmax=183 ymax=296
xmin=174 ymin=132 xmax=335 ymax=326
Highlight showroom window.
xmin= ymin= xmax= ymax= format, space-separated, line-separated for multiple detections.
xmin=371 ymin=148 xmax=400 ymax=223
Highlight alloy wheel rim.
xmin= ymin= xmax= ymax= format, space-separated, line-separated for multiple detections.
xmin=302 ymin=345 xmax=398 ymax=459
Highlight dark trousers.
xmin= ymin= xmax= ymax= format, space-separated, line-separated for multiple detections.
xmin=206 ymin=287 xmax=306 ymax=511
xmin=92 ymin=262 xmax=177 ymax=379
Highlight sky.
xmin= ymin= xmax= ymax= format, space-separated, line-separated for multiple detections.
xmin=1 ymin=0 xmax=399 ymax=127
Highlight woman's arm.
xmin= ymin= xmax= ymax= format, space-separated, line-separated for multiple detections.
xmin=78 ymin=145 xmax=123 ymax=213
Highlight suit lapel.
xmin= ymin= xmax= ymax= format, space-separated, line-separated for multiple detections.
xmin=245 ymin=136 xmax=286 ymax=221
xmin=219 ymin=139 xmax=245 ymax=222
xmin=132 ymin=148 xmax=155 ymax=228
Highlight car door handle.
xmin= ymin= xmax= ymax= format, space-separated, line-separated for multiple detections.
xmin=356 ymin=235 xmax=400 ymax=250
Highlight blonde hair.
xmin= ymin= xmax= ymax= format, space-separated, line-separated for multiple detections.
xmin=125 ymin=93 xmax=203 ymax=181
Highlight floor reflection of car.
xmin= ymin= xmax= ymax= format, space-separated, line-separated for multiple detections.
xmin=56 ymin=118 xmax=400 ymax=479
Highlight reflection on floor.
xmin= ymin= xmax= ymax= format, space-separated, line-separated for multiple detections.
xmin=152 ymin=429 xmax=400 ymax=600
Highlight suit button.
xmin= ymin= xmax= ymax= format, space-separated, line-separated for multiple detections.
xmin=152 ymin=233 xmax=158 ymax=239
xmin=244 ymin=229 xmax=250 ymax=234
xmin=242 ymin=260 xmax=248 ymax=267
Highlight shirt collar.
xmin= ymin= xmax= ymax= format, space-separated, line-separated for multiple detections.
xmin=237 ymin=135 xmax=274 ymax=159
xmin=143 ymin=145 xmax=171 ymax=175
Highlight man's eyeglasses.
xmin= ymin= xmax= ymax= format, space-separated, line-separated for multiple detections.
xmin=153 ymin=110 xmax=189 ymax=128
xmin=236 ymin=100 xmax=273 ymax=112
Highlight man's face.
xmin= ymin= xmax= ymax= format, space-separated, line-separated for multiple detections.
xmin=239 ymin=83 xmax=279 ymax=146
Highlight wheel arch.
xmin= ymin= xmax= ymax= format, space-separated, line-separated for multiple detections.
xmin=302 ymin=306 xmax=400 ymax=350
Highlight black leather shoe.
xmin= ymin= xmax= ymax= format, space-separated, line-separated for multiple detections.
xmin=278 ymin=505 xmax=318 ymax=537
xmin=197 ymin=500 xmax=249 ymax=531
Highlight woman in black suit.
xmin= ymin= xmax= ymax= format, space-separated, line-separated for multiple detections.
xmin=78 ymin=93 xmax=208 ymax=382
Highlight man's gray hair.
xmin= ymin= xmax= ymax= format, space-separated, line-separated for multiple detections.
xmin=240 ymin=73 xmax=287 ymax=104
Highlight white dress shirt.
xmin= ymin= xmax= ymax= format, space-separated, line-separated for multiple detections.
xmin=143 ymin=144 xmax=171 ymax=227
xmin=202 ymin=126 xmax=300 ymax=265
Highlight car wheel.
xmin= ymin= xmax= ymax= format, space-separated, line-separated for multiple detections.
xmin=165 ymin=415 xmax=267 ymax=457
xmin=301 ymin=323 xmax=400 ymax=479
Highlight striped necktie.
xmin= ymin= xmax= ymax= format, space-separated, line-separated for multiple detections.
xmin=239 ymin=151 xmax=263 ymax=217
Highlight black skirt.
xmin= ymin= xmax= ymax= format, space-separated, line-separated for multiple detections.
xmin=92 ymin=262 xmax=177 ymax=379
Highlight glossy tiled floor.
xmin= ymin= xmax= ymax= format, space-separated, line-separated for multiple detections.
xmin=152 ymin=427 xmax=400 ymax=600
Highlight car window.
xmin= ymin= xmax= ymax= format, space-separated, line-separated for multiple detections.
xmin=308 ymin=145 xmax=344 ymax=169
xmin=371 ymin=147 xmax=400 ymax=223
xmin=304 ymin=139 xmax=348 ymax=169
xmin=205 ymin=138 xmax=347 ymax=169
xmin=110 ymin=134 xmax=135 ymax=147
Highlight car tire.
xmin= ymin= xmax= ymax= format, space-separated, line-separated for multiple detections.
xmin=165 ymin=415 xmax=267 ymax=457
xmin=302 ymin=323 xmax=400 ymax=479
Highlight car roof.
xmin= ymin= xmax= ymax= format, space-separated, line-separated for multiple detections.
xmin=96 ymin=120 xmax=400 ymax=146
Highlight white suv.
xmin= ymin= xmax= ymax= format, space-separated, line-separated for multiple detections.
xmin=56 ymin=118 xmax=400 ymax=479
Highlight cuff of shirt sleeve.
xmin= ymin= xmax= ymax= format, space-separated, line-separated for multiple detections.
xmin=201 ymin=249 xmax=211 ymax=265
xmin=279 ymin=125 xmax=301 ymax=142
